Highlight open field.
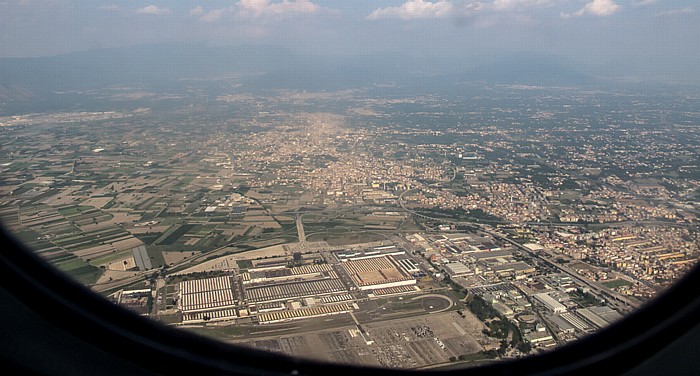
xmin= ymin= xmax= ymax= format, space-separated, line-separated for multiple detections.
xmin=89 ymin=249 xmax=135 ymax=266
xmin=163 ymin=251 xmax=196 ymax=265
xmin=157 ymin=224 xmax=197 ymax=245
xmin=81 ymin=197 xmax=114 ymax=208
xmin=52 ymin=255 xmax=103 ymax=285
xmin=307 ymin=231 xmax=387 ymax=246
xmin=601 ymin=279 xmax=632 ymax=289
xmin=96 ymin=269 xmax=143 ymax=284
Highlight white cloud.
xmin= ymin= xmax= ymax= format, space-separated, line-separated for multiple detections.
xmin=492 ymin=0 xmax=556 ymax=12
xmin=580 ymin=0 xmax=620 ymax=16
xmin=237 ymin=0 xmax=319 ymax=17
xmin=632 ymin=0 xmax=655 ymax=6
xmin=136 ymin=5 xmax=170 ymax=15
xmin=367 ymin=0 xmax=453 ymax=20
xmin=189 ymin=6 xmax=204 ymax=16
xmin=655 ymin=7 xmax=693 ymax=17
xmin=367 ymin=0 xmax=483 ymax=20
xmin=200 ymin=7 xmax=230 ymax=22
xmin=560 ymin=0 xmax=620 ymax=18
xmin=197 ymin=1 xmax=319 ymax=22
xmin=457 ymin=1 xmax=485 ymax=15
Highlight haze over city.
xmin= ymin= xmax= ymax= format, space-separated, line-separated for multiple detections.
xmin=1 ymin=0 xmax=699 ymax=83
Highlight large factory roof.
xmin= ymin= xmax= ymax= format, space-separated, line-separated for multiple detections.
xmin=340 ymin=255 xmax=415 ymax=290
xmin=443 ymin=262 xmax=471 ymax=277
xmin=334 ymin=246 xmax=405 ymax=261
xmin=533 ymin=292 xmax=567 ymax=313
xmin=471 ymin=250 xmax=512 ymax=261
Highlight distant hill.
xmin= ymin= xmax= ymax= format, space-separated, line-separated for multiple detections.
xmin=0 ymin=44 xmax=297 ymax=93
xmin=463 ymin=52 xmax=593 ymax=86
xmin=0 ymin=84 xmax=35 ymax=102
xmin=0 ymin=45 xmax=594 ymax=98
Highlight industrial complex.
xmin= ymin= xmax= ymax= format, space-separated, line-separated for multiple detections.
xmin=169 ymin=244 xmax=426 ymax=325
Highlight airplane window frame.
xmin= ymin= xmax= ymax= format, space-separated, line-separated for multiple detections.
xmin=1 ymin=224 xmax=699 ymax=376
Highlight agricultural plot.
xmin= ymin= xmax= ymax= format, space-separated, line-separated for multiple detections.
xmin=59 ymin=205 xmax=113 ymax=227
xmin=38 ymin=187 xmax=84 ymax=206
xmin=19 ymin=205 xmax=72 ymax=232
xmin=156 ymin=224 xmax=197 ymax=245
xmin=145 ymin=246 xmax=166 ymax=268
xmin=88 ymin=248 xmax=134 ymax=263
xmin=81 ymin=197 xmax=114 ymax=209
xmin=9 ymin=229 xmax=65 ymax=258
xmin=51 ymin=254 xmax=103 ymax=285
xmin=52 ymin=227 xmax=127 ymax=250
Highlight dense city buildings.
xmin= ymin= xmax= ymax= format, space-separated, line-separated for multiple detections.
xmin=0 ymin=84 xmax=698 ymax=369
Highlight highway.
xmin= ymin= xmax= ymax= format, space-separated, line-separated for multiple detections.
xmin=296 ymin=214 xmax=306 ymax=245
xmin=398 ymin=190 xmax=507 ymax=227
xmin=399 ymin=190 xmax=698 ymax=230
xmin=486 ymin=229 xmax=640 ymax=312
xmin=397 ymin=190 xmax=641 ymax=313
xmin=91 ymin=242 xmax=235 ymax=293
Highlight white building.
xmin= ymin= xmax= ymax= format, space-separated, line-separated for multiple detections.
xmin=533 ymin=292 xmax=567 ymax=313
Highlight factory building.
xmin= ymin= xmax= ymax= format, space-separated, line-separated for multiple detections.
xmin=443 ymin=262 xmax=472 ymax=277
xmin=577 ymin=306 xmax=623 ymax=328
xmin=560 ymin=312 xmax=592 ymax=332
xmin=549 ymin=315 xmax=576 ymax=335
xmin=334 ymin=245 xmax=405 ymax=262
xmin=177 ymin=275 xmax=239 ymax=324
xmin=245 ymin=279 xmax=346 ymax=303
xmin=533 ymin=292 xmax=567 ymax=313
xmin=257 ymin=303 xmax=355 ymax=324
xmin=340 ymin=255 xmax=416 ymax=291
xmin=471 ymin=250 xmax=512 ymax=261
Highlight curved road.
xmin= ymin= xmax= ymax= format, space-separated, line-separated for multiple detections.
xmin=410 ymin=293 xmax=454 ymax=313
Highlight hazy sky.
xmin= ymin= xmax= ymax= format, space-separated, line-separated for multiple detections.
xmin=1 ymin=1 xmax=698 ymax=80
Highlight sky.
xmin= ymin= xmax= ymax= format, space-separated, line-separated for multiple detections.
xmin=1 ymin=0 xmax=698 ymax=81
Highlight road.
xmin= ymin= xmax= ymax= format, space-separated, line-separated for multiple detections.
xmin=296 ymin=214 xmax=306 ymax=245
xmin=398 ymin=190 xmax=640 ymax=312
xmin=398 ymin=190 xmax=507 ymax=227
xmin=485 ymin=229 xmax=640 ymax=312
xmin=400 ymin=190 xmax=698 ymax=230
xmin=91 ymin=242 xmax=236 ymax=293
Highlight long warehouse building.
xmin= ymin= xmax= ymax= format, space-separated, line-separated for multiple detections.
xmin=340 ymin=255 xmax=416 ymax=291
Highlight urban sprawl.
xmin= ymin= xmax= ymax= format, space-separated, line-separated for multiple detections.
xmin=0 ymin=84 xmax=698 ymax=369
